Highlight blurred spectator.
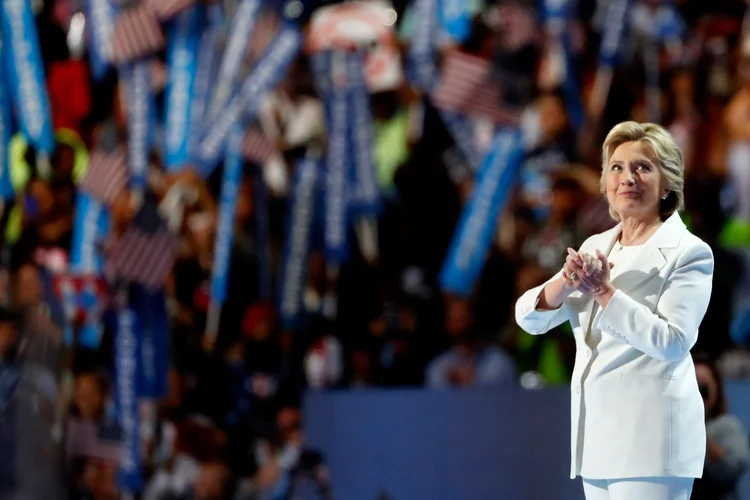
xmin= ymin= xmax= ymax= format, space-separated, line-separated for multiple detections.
xmin=0 ymin=307 xmax=20 ymax=496
xmin=521 ymin=175 xmax=588 ymax=275
xmin=426 ymin=297 xmax=516 ymax=388
xmin=253 ymin=405 xmax=332 ymax=500
xmin=692 ymin=354 xmax=749 ymax=500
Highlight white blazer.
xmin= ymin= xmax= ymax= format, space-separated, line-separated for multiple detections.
xmin=515 ymin=212 xmax=714 ymax=480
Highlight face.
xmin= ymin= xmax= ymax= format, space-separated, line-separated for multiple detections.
xmin=235 ymin=178 xmax=254 ymax=226
xmin=444 ymin=298 xmax=473 ymax=337
xmin=695 ymin=363 xmax=718 ymax=415
xmin=27 ymin=179 xmax=56 ymax=218
xmin=537 ymin=95 xmax=567 ymax=142
xmin=75 ymin=374 xmax=106 ymax=420
xmin=83 ymin=459 xmax=118 ymax=500
xmin=605 ymin=141 xmax=667 ymax=221
xmin=0 ymin=322 xmax=17 ymax=359
xmin=15 ymin=264 xmax=42 ymax=307
xmin=193 ymin=463 xmax=230 ymax=500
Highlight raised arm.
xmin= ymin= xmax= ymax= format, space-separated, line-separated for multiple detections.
xmin=596 ymin=240 xmax=714 ymax=362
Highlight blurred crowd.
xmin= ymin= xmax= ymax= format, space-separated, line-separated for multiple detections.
xmin=2 ymin=0 xmax=750 ymax=498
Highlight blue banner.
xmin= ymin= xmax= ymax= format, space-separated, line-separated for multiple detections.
xmin=164 ymin=5 xmax=203 ymax=171
xmin=0 ymin=63 xmax=13 ymax=201
xmin=323 ymin=50 xmax=349 ymax=264
xmin=597 ymin=0 xmax=631 ymax=68
xmin=542 ymin=0 xmax=584 ymax=131
xmin=310 ymin=50 xmax=332 ymax=97
xmin=69 ymin=193 xmax=110 ymax=349
xmin=439 ymin=0 xmax=471 ymax=44
xmin=254 ymin=166 xmax=273 ymax=301
xmin=279 ymin=155 xmax=319 ymax=330
xmin=0 ymin=0 xmax=56 ymax=155
xmin=132 ymin=285 xmax=169 ymax=399
xmin=207 ymin=0 xmax=261 ymax=121
xmin=654 ymin=6 xmax=686 ymax=43
xmin=439 ymin=128 xmax=525 ymax=296
xmin=195 ymin=25 xmax=302 ymax=176
xmin=85 ymin=0 xmax=117 ymax=81
xmin=408 ymin=0 xmax=440 ymax=90
xmin=188 ymin=5 xmax=223 ymax=161
xmin=541 ymin=0 xmax=570 ymax=22
xmin=70 ymin=193 xmax=109 ymax=275
xmin=124 ymin=60 xmax=153 ymax=189
xmin=346 ymin=51 xmax=380 ymax=217
xmin=115 ymin=307 xmax=142 ymax=492
xmin=209 ymin=127 xmax=244 ymax=305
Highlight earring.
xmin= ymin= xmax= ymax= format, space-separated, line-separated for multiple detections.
xmin=662 ymin=193 xmax=669 ymax=200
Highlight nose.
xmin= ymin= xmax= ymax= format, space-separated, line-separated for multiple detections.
xmin=620 ymin=169 xmax=635 ymax=185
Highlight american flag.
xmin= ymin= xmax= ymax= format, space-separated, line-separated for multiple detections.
xmin=243 ymin=127 xmax=277 ymax=165
xmin=52 ymin=273 xmax=110 ymax=323
xmin=145 ymin=0 xmax=196 ymax=20
xmin=431 ymin=51 xmax=520 ymax=125
xmin=79 ymin=147 xmax=129 ymax=204
xmin=104 ymin=202 xmax=179 ymax=291
xmin=110 ymin=3 xmax=166 ymax=64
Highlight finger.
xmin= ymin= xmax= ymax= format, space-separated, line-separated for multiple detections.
xmin=566 ymin=256 xmax=585 ymax=275
xmin=583 ymin=254 xmax=599 ymax=274
xmin=595 ymin=249 xmax=609 ymax=268
xmin=609 ymin=262 xmax=615 ymax=269
xmin=567 ymin=248 xmax=584 ymax=264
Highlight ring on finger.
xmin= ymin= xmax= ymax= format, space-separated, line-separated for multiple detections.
xmin=570 ymin=272 xmax=578 ymax=281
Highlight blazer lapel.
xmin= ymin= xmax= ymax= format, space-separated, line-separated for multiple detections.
xmin=610 ymin=212 xmax=685 ymax=294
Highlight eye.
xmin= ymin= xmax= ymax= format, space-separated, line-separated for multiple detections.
xmin=610 ymin=164 xmax=621 ymax=171
xmin=637 ymin=164 xmax=651 ymax=171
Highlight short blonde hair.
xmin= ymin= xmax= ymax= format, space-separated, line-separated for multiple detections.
xmin=600 ymin=121 xmax=685 ymax=222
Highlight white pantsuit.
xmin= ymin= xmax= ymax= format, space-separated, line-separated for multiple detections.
xmin=515 ymin=213 xmax=714 ymax=498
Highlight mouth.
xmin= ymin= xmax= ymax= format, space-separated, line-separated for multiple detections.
xmin=619 ymin=191 xmax=640 ymax=197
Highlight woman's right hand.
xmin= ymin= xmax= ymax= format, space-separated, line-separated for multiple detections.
xmin=561 ymin=248 xmax=590 ymax=288
xmin=537 ymin=250 xmax=584 ymax=310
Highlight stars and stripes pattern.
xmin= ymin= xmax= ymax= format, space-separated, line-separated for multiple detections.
xmin=79 ymin=147 xmax=129 ymax=204
xmin=110 ymin=3 xmax=166 ymax=64
xmin=104 ymin=224 xmax=179 ymax=291
xmin=242 ymin=127 xmax=278 ymax=165
xmin=431 ymin=51 xmax=520 ymax=125
xmin=52 ymin=273 xmax=110 ymax=324
xmin=79 ymin=147 xmax=128 ymax=202
xmin=145 ymin=0 xmax=197 ymax=21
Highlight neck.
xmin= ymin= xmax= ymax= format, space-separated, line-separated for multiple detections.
xmin=619 ymin=215 xmax=663 ymax=245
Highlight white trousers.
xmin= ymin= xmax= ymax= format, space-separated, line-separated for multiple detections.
xmin=582 ymin=477 xmax=694 ymax=500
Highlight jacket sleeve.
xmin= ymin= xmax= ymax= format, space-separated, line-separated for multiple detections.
xmin=515 ymin=269 xmax=569 ymax=335
xmin=596 ymin=240 xmax=714 ymax=362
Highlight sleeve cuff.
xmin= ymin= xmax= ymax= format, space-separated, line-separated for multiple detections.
xmin=595 ymin=289 xmax=631 ymax=344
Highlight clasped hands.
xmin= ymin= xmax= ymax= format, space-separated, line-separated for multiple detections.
xmin=562 ymin=248 xmax=615 ymax=297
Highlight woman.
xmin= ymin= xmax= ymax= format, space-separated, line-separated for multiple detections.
xmin=516 ymin=122 xmax=714 ymax=500
xmin=691 ymin=354 xmax=749 ymax=500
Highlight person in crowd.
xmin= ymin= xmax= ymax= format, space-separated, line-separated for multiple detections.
xmin=0 ymin=307 xmax=20 ymax=496
xmin=253 ymin=405 xmax=333 ymax=500
xmin=722 ymin=52 xmax=750 ymax=246
xmin=427 ymin=296 xmax=516 ymax=388
xmin=691 ymin=353 xmax=749 ymax=500
xmin=521 ymin=174 xmax=589 ymax=276
xmin=516 ymin=122 xmax=714 ymax=499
